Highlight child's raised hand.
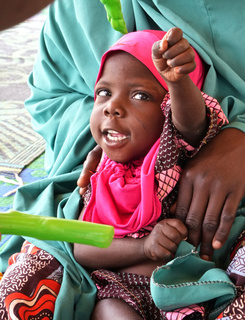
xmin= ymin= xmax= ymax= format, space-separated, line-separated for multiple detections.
xmin=152 ymin=27 xmax=196 ymax=83
xmin=143 ymin=218 xmax=188 ymax=262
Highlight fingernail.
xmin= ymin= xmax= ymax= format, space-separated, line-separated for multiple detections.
xmin=174 ymin=67 xmax=181 ymax=73
xmin=213 ymin=240 xmax=222 ymax=250
xmin=200 ymin=255 xmax=210 ymax=261
xmin=160 ymin=38 xmax=166 ymax=49
xmin=164 ymin=29 xmax=171 ymax=40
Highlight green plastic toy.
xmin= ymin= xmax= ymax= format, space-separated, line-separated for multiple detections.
xmin=0 ymin=211 xmax=114 ymax=248
xmin=100 ymin=0 xmax=128 ymax=34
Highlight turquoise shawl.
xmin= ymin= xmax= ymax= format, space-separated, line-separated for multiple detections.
xmin=1 ymin=0 xmax=245 ymax=318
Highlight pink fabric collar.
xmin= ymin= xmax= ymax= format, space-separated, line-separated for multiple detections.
xmin=82 ymin=139 xmax=161 ymax=238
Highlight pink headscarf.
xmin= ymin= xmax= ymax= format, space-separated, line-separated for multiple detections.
xmin=83 ymin=30 xmax=206 ymax=238
xmin=96 ymin=30 xmax=205 ymax=91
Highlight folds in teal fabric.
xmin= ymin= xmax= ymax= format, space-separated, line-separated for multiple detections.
xmin=151 ymin=241 xmax=236 ymax=320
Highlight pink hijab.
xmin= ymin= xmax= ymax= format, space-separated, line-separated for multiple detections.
xmin=96 ymin=30 xmax=205 ymax=91
xmin=82 ymin=30 xmax=205 ymax=238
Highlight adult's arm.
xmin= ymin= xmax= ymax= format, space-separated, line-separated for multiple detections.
xmin=0 ymin=0 xmax=54 ymax=31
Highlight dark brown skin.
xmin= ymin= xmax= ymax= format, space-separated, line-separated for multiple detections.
xmin=0 ymin=0 xmax=54 ymax=31
xmin=75 ymin=27 xmax=210 ymax=319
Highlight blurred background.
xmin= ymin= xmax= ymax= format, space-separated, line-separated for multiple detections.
xmin=0 ymin=9 xmax=48 ymax=212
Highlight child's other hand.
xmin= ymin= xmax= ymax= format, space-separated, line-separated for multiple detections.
xmin=152 ymin=27 xmax=196 ymax=83
xmin=143 ymin=218 xmax=188 ymax=262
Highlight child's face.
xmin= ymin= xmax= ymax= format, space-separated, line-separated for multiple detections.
xmin=90 ymin=51 xmax=166 ymax=163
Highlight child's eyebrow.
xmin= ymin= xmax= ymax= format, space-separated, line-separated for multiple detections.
xmin=126 ymin=79 xmax=164 ymax=91
xmin=96 ymin=78 xmax=165 ymax=94
xmin=95 ymin=79 xmax=111 ymax=87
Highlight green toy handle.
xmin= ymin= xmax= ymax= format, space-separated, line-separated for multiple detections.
xmin=0 ymin=211 xmax=114 ymax=248
xmin=100 ymin=0 xmax=128 ymax=34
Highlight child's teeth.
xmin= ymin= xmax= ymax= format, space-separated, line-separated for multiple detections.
xmin=107 ymin=130 xmax=128 ymax=141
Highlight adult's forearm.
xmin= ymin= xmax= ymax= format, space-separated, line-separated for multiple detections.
xmin=0 ymin=0 xmax=54 ymax=31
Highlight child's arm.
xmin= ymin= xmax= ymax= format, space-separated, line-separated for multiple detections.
xmin=73 ymin=213 xmax=187 ymax=271
xmin=152 ymin=28 xmax=208 ymax=146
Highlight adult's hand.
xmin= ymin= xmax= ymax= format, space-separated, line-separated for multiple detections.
xmin=0 ymin=0 xmax=54 ymax=31
xmin=175 ymin=128 xmax=245 ymax=260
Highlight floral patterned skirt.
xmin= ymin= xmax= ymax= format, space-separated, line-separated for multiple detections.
xmin=0 ymin=241 xmax=63 ymax=320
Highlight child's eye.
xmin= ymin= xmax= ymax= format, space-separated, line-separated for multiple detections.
xmin=96 ymin=89 xmax=111 ymax=97
xmin=133 ymin=92 xmax=150 ymax=101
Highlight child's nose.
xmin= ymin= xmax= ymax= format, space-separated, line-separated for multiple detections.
xmin=103 ymin=100 xmax=125 ymax=117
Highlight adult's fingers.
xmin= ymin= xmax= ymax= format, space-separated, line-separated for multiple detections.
xmin=212 ymin=191 xmax=242 ymax=249
xmin=174 ymin=171 xmax=193 ymax=223
xmin=175 ymin=128 xmax=245 ymax=260
xmin=176 ymin=166 xmax=238 ymax=260
xmin=197 ymin=188 xmax=228 ymax=260
xmin=183 ymin=188 xmax=208 ymax=248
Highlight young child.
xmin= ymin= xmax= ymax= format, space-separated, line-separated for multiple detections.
xmin=74 ymin=28 xmax=228 ymax=320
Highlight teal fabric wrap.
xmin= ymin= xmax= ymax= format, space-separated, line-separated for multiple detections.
xmin=1 ymin=0 xmax=245 ymax=318
xmin=150 ymin=215 xmax=245 ymax=319
xmin=151 ymin=241 xmax=237 ymax=320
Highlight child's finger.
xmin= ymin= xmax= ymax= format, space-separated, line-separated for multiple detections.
xmin=152 ymin=39 xmax=167 ymax=60
xmin=159 ymin=38 xmax=168 ymax=53
xmin=174 ymin=62 xmax=197 ymax=75
xmin=165 ymin=27 xmax=183 ymax=48
xmin=164 ymin=219 xmax=188 ymax=241
xmin=166 ymin=47 xmax=196 ymax=71
xmin=152 ymin=40 xmax=169 ymax=72
xmin=163 ymin=38 xmax=191 ymax=60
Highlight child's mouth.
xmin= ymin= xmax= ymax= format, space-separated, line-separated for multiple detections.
xmin=106 ymin=130 xmax=129 ymax=142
